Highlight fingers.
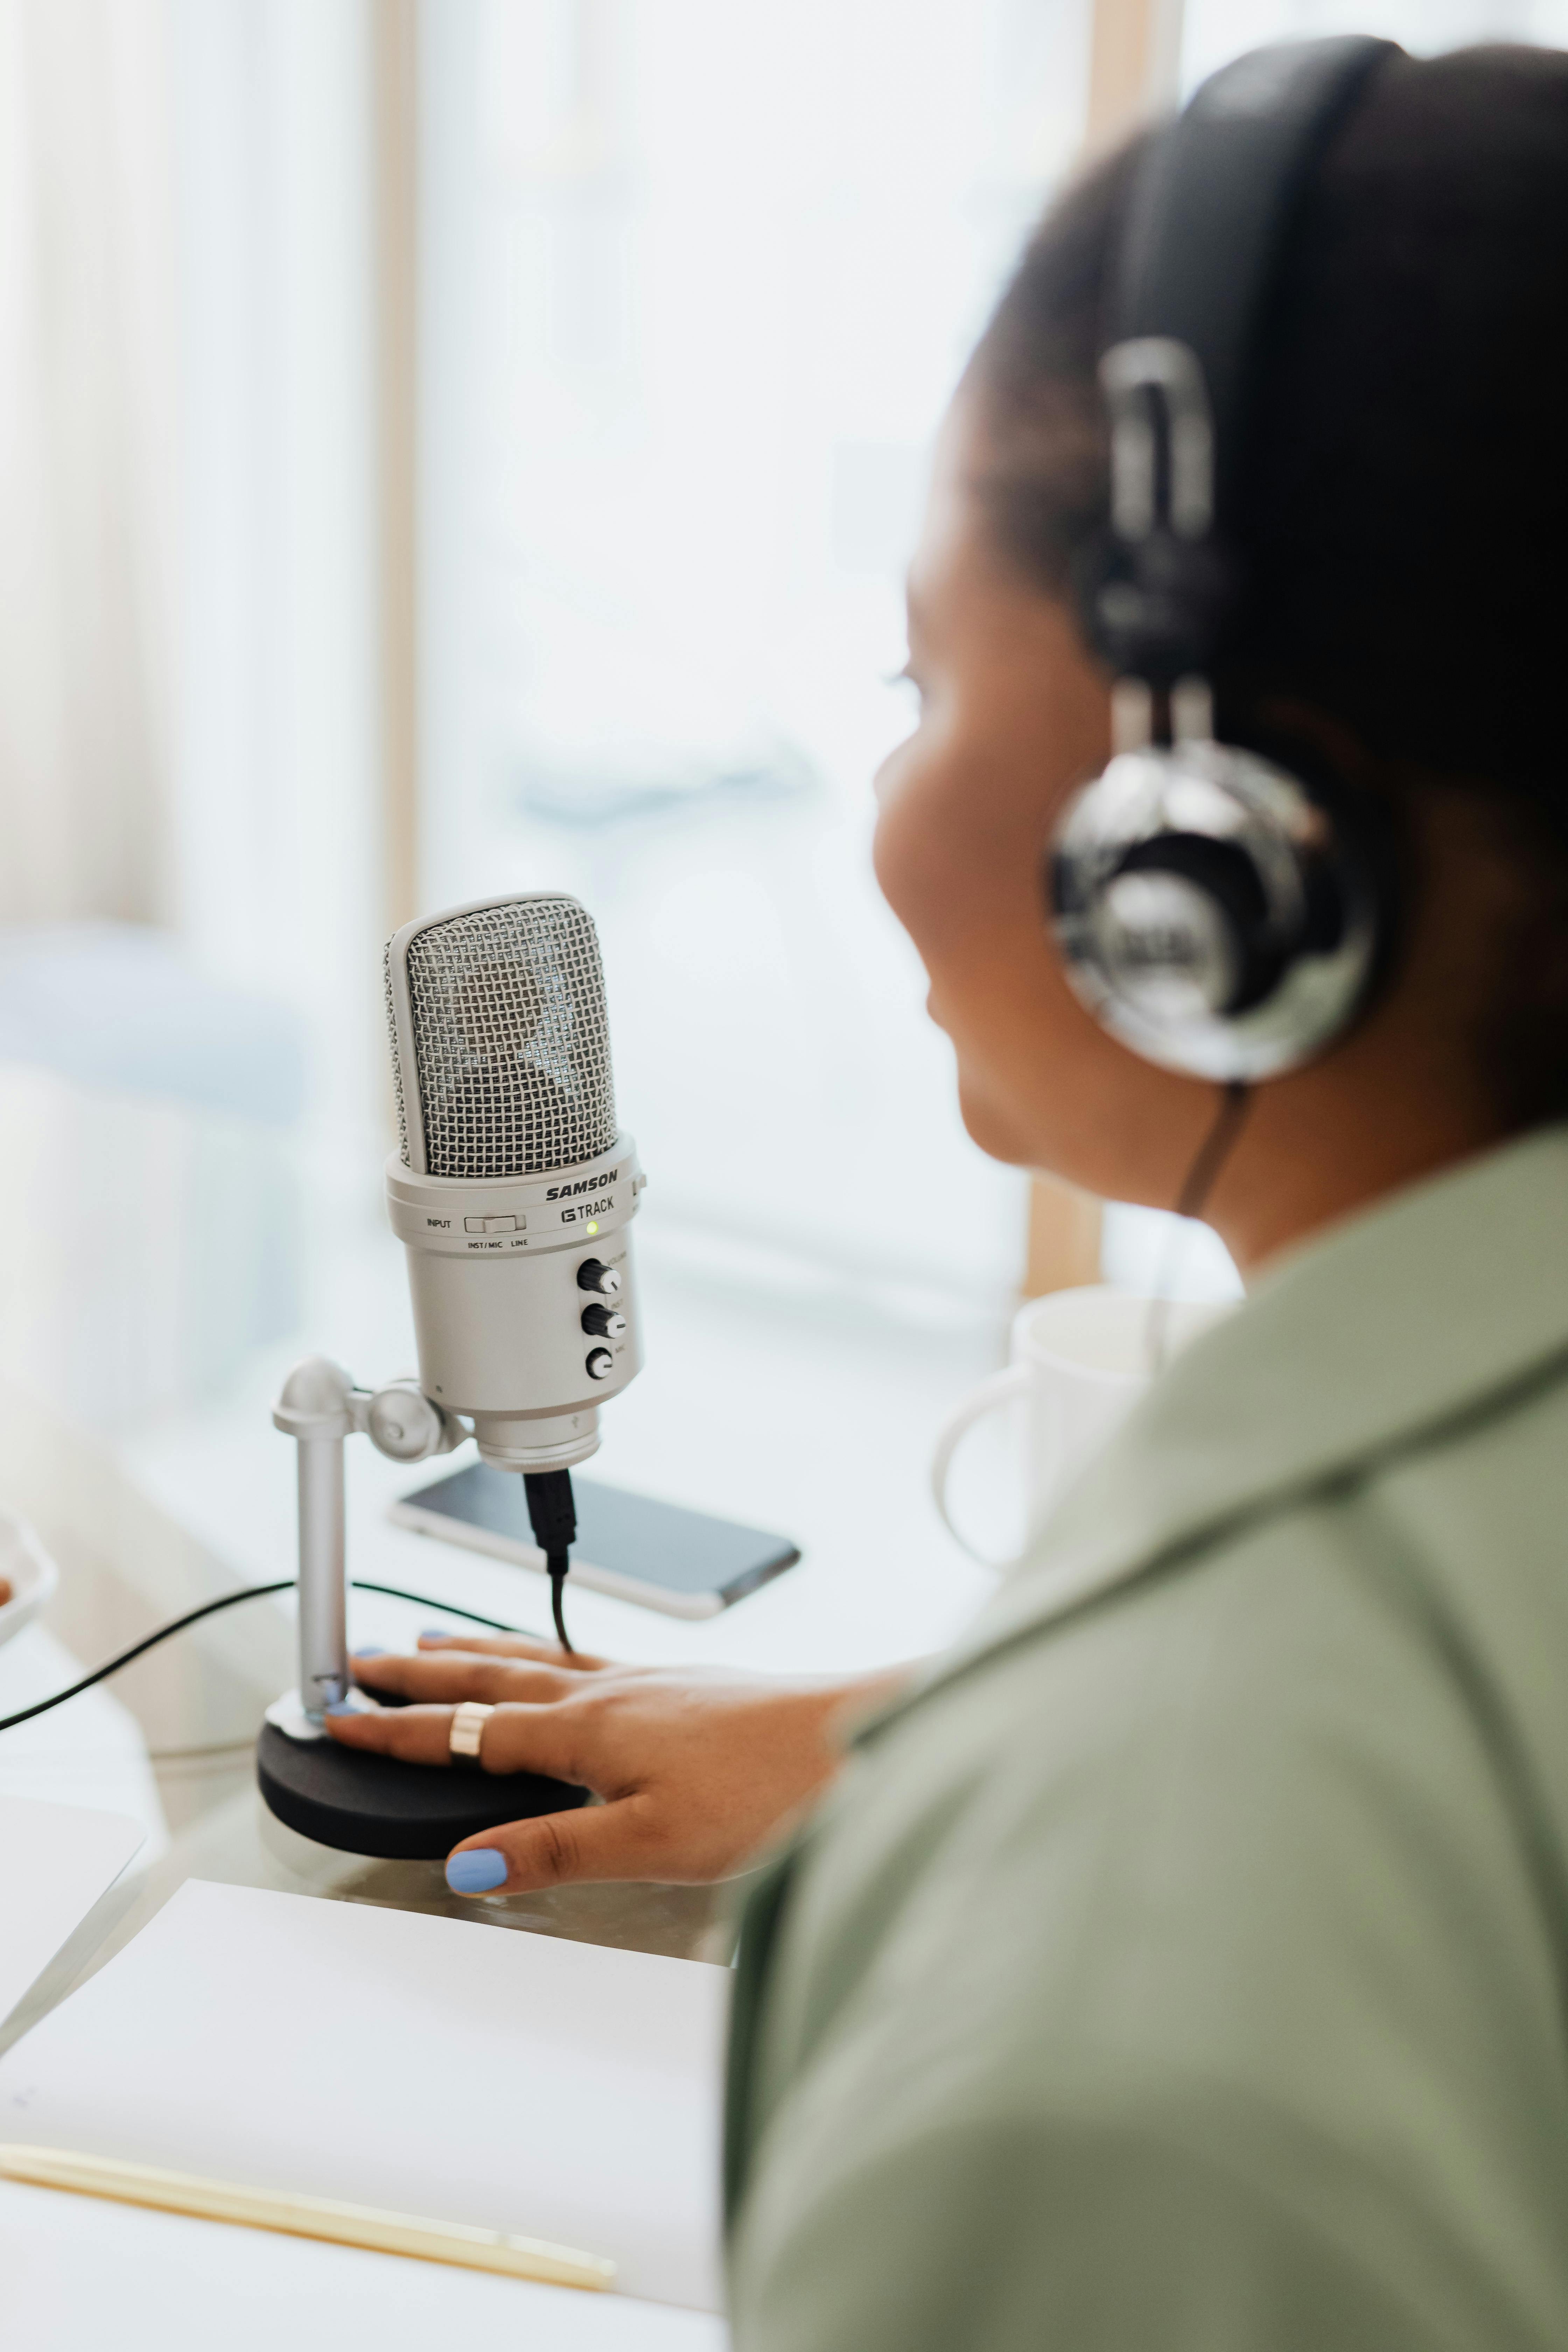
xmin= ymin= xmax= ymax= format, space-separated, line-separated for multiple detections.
xmin=326 ymin=1696 xmax=586 ymax=1786
xmin=323 ymin=1703 xmax=458 ymax=1767
xmin=351 ymin=1651 xmax=574 ymax=1705
xmin=446 ymin=1794 xmax=666 ymax=1895
xmin=416 ymin=1632 xmax=558 ymax=1659
xmin=419 ymin=1631 xmax=608 ymax=1673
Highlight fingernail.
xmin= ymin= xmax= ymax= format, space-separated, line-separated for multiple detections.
xmin=421 ymin=1628 xmax=451 ymax=1642
xmin=352 ymin=1646 xmax=386 ymax=1660
xmin=446 ymin=1848 xmax=507 ymax=1895
xmin=324 ymin=1700 xmax=356 ymax=1718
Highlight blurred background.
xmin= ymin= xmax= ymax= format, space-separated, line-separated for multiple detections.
xmin=1 ymin=0 xmax=1566 ymax=1814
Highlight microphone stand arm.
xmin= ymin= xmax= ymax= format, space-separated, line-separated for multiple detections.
xmin=271 ymin=1357 xmax=465 ymax=1731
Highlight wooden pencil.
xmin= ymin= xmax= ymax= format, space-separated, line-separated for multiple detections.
xmin=0 ymin=2142 xmax=616 ymax=2292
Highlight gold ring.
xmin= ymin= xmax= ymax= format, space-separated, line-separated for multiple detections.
xmin=448 ymin=1700 xmax=495 ymax=1767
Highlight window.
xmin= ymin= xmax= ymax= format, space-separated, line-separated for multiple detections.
xmin=419 ymin=0 xmax=1092 ymax=1317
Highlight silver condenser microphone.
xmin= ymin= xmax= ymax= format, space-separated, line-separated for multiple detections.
xmin=382 ymin=892 xmax=645 ymax=1477
xmin=261 ymin=890 xmax=640 ymax=1839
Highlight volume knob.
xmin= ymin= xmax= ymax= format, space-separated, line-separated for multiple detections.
xmin=576 ymin=1258 xmax=622 ymax=1299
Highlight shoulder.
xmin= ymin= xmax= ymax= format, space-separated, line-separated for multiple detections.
xmin=803 ymin=1423 xmax=1568 ymax=2031
xmin=834 ymin=1351 xmax=1568 ymax=1960
xmin=738 ymin=1468 xmax=1568 ymax=2333
xmin=746 ymin=1456 xmax=1568 ymax=2301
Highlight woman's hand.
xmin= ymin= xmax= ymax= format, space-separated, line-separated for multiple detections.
xmin=324 ymin=1633 xmax=911 ymax=1895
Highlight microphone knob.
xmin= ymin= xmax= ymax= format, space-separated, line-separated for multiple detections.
xmin=585 ymin=1348 xmax=615 ymax=1381
xmin=581 ymin=1302 xmax=628 ymax=1339
xmin=576 ymin=1258 xmax=622 ymax=1298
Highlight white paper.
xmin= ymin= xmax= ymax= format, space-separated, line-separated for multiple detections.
xmin=0 ymin=1880 xmax=728 ymax=2312
xmin=0 ymin=1792 xmax=144 ymax=2026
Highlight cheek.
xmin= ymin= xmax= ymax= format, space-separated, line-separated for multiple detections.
xmin=873 ymin=722 xmax=1050 ymax=971
xmin=879 ymin=734 xmax=1034 ymax=945
xmin=870 ymin=735 xmax=947 ymax=945
xmin=871 ymin=702 xmax=1123 ymax=1174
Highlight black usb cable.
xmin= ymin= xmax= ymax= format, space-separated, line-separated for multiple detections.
xmin=523 ymin=1468 xmax=578 ymax=1652
xmin=0 ymin=1580 xmax=542 ymax=1737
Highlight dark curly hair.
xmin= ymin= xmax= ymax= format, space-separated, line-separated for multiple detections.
xmin=965 ymin=44 xmax=1568 ymax=1124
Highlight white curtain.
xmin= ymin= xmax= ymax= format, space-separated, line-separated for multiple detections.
xmin=0 ymin=0 xmax=174 ymax=924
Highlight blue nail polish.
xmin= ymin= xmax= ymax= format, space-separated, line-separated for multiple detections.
xmin=324 ymin=1700 xmax=356 ymax=1717
xmin=352 ymin=1646 xmax=386 ymax=1660
xmin=447 ymin=1848 xmax=507 ymax=1895
xmin=421 ymin=1627 xmax=451 ymax=1642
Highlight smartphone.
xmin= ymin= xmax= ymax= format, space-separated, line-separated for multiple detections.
xmin=388 ymin=1462 xmax=800 ymax=1620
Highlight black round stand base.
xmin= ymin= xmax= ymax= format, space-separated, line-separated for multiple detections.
xmin=255 ymin=1723 xmax=588 ymax=1861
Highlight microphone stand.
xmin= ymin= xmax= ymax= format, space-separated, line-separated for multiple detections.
xmin=267 ymin=1357 xmax=464 ymax=1731
xmin=257 ymin=1357 xmax=588 ymax=1860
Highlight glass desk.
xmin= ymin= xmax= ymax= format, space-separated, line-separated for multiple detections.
xmin=0 ymin=1205 xmax=1002 ymax=2044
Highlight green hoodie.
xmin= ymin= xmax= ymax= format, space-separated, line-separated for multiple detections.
xmin=726 ymin=1126 xmax=1568 ymax=2350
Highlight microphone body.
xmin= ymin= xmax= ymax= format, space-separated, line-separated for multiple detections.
xmin=384 ymin=1135 xmax=643 ymax=1469
xmin=383 ymin=892 xmax=645 ymax=1472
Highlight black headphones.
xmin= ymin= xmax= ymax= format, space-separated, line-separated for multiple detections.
xmin=1050 ymin=36 xmax=1402 ymax=1083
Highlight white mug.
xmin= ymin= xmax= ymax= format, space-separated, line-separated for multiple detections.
xmin=931 ymin=1284 xmax=1234 ymax=1569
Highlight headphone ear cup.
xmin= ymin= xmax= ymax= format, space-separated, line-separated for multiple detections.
xmin=1113 ymin=830 xmax=1285 ymax=1013
xmin=1049 ymin=740 xmax=1390 ymax=1083
xmin=1230 ymin=722 xmax=1405 ymax=984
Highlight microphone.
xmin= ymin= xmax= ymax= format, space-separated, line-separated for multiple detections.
xmin=383 ymin=892 xmax=645 ymax=1646
xmin=382 ymin=891 xmax=644 ymax=1474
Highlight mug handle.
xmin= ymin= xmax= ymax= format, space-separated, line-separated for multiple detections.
xmin=929 ymin=1361 xmax=1035 ymax=1569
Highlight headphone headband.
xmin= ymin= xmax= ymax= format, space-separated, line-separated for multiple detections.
xmin=1077 ymin=36 xmax=1399 ymax=689
xmin=1115 ymin=37 xmax=1399 ymax=535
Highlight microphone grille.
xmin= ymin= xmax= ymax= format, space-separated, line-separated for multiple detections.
xmin=385 ymin=897 xmax=617 ymax=1179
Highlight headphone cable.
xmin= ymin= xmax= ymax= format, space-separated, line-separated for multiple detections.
xmin=0 ymin=1579 xmax=544 ymax=1737
xmin=1146 ymin=1079 xmax=1251 ymax=1371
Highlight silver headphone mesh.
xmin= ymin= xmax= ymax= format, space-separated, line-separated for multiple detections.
xmin=386 ymin=898 xmax=617 ymax=1179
